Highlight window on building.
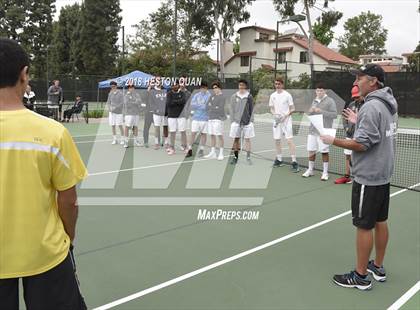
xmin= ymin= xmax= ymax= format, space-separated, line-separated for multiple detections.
xmin=277 ymin=51 xmax=286 ymax=63
xmin=259 ymin=33 xmax=269 ymax=40
xmin=240 ymin=56 xmax=250 ymax=67
xmin=299 ymin=51 xmax=308 ymax=63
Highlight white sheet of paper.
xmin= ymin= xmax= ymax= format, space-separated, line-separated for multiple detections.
xmin=308 ymin=114 xmax=324 ymax=133
xmin=323 ymin=128 xmax=337 ymax=137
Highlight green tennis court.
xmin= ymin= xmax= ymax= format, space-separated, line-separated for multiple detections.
xmin=66 ymin=120 xmax=419 ymax=310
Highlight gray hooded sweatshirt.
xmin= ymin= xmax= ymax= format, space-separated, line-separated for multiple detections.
xmin=308 ymin=95 xmax=337 ymax=135
xmin=124 ymin=90 xmax=142 ymax=115
xmin=107 ymin=89 xmax=124 ymax=114
xmin=352 ymin=87 xmax=398 ymax=186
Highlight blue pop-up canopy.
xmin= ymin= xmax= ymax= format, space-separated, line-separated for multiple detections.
xmin=98 ymin=70 xmax=155 ymax=89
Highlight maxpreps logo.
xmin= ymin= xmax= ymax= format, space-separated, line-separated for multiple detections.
xmin=197 ymin=209 xmax=260 ymax=221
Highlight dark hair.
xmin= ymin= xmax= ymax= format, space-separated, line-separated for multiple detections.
xmin=0 ymin=38 xmax=30 ymax=88
xmin=211 ymin=81 xmax=222 ymax=89
xmin=315 ymin=83 xmax=326 ymax=90
xmin=110 ymin=81 xmax=117 ymax=86
xmin=275 ymin=77 xmax=284 ymax=84
xmin=173 ymin=79 xmax=180 ymax=85
xmin=238 ymin=79 xmax=248 ymax=87
xmin=200 ymin=81 xmax=208 ymax=88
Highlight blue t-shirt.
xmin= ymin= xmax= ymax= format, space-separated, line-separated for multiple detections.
xmin=191 ymin=91 xmax=211 ymax=121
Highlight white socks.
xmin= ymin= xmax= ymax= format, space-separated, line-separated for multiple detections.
xmin=291 ymin=155 xmax=297 ymax=162
xmin=210 ymin=147 xmax=216 ymax=154
xmin=277 ymin=154 xmax=282 ymax=161
xmin=308 ymin=160 xmax=315 ymax=172
xmin=323 ymin=162 xmax=329 ymax=174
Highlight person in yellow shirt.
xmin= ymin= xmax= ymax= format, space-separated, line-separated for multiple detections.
xmin=0 ymin=38 xmax=88 ymax=309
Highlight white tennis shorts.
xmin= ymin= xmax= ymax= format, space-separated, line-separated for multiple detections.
xmin=307 ymin=134 xmax=329 ymax=153
xmin=191 ymin=120 xmax=208 ymax=134
xmin=168 ymin=117 xmax=187 ymax=132
xmin=273 ymin=118 xmax=293 ymax=140
xmin=207 ymin=119 xmax=224 ymax=136
xmin=229 ymin=122 xmax=255 ymax=139
xmin=153 ymin=114 xmax=168 ymax=127
xmin=109 ymin=112 xmax=123 ymax=126
xmin=124 ymin=115 xmax=139 ymax=127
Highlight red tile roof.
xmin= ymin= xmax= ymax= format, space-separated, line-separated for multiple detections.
xmin=225 ymin=51 xmax=257 ymax=65
xmin=292 ymin=37 xmax=357 ymax=65
xmin=261 ymin=64 xmax=274 ymax=70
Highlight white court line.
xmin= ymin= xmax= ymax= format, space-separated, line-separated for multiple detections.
xmin=92 ymin=183 xmax=419 ymax=310
xmin=73 ymin=133 xmax=111 ymax=138
xmin=78 ymin=197 xmax=264 ymax=206
xmin=387 ymin=281 xmax=420 ymax=310
xmin=87 ymin=146 xmax=305 ymax=177
xmin=76 ymin=139 xmax=114 ymax=144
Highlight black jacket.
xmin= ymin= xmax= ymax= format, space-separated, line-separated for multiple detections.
xmin=166 ymin=90 xmax=187 ymax=118
xmin=207 ymin=93 xmax=226 ymax=120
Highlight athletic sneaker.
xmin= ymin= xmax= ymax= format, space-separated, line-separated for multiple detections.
xmin=204 ymin=152 xmax=217 ymax=159
xmin=217 ymin=152 xmax=224 ymax=161
xmin=185 ymin=149 xmax=193 ymax=158
xmin=123 ymin=141 xmax=129 ymax=148
xmin=134 ymin=140 xmax=142 ymax=147
xmin=273 ymin=159 xmax=284 ymax=168
xmin=321 ymin=173 xmax=329 ymax=181
xmin=302 ymin=169 xmax=314 ymax=178
xmin=167 ymin=148 xmax=175 ymax=155
xmin=164 ymin=143 xmax=170 ymax=150
xmin=230 ymin=157 xmax=238 ymax=165
xmin=246 ymin=157 xmax=253 ymax=165
xmin=144 ymin=143 xmax=149 ymax=148
xmin=120 ymin=140 xmax=125 ymax=145
xmin=179 ymin=145 xmax=187 ymax=151
xmin=333 ymin=270 xmax=372 ymax=290
xmin=335 ymin=176 xmax=352 ymax=184
xmin=111 ymin=139 xmax=118 ymax=145
xmin=367 ymin=260 xmax=387 ymax=282
xmin=291 ymin=162 xmax=300 ymax=173
xmin=198 ymin=150 xmax=204 ymax=158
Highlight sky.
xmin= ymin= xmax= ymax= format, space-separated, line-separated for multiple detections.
xmin=55 ymin=0 xmax=419 ymax=60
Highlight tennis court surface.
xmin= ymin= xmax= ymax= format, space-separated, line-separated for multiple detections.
xmin=65 ymin=118 xmax=418 ymax=310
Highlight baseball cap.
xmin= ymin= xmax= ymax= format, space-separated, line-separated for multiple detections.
xmin=350 ymin=63 xmax=385 ymax=83
xmin=351 ymin=85 xmax=360 ymax=98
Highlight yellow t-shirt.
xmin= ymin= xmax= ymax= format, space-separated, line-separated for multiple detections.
xmin=0 ymin=108 xmax=88 ymax=279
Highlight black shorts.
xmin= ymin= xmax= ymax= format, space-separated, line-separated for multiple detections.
xmin=351 ymin=181 xmax=390 ymax=229
xmin=0 ymin=248 xmax=87 ymax=310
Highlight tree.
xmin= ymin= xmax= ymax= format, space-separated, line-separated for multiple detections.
xmin=338 ymin=11 xmax=388 ymax=60
xmin=405 ymin=43 xmax=420 ymax=72
xmin=187 ymin=0 xmax=255 ymax=80
xmin=233 ymin=35 xmax=240 ymax=54
xmin=127 ymin=45 xmax=215 ymax=78
xmin=49 ymin=4 xmax=82 ymax=76
xmin=0 ymin=0 xmax=26 ymax=41
xmin=312 ymin=11 xmax=343 ymax=46
xmin=0 ymin=0 xmax=55 ymax=78
xmin=273 ymin=0 xmax=336 ymax=80
xmin=78 ymin=0 xmax=122 ymax=75
xmin=128 ymin=0 xmax=212 ymax=56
